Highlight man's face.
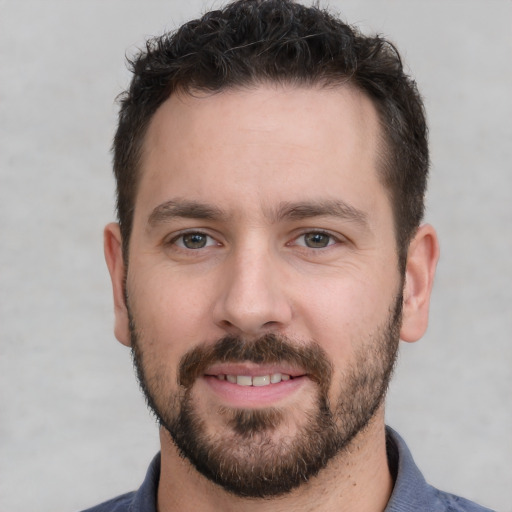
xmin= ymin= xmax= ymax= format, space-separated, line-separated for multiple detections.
xmin=118 ymin=85 xmax=404 ymax=497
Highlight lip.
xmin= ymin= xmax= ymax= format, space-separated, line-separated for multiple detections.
xmin=200 ymin=363 xmax=309 ymax=408
xmin=204 ymin=362 xmax=305 ymax=379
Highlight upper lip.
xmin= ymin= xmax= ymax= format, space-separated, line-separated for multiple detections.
xmin=204 ymin=363 xmax=306 ymax=378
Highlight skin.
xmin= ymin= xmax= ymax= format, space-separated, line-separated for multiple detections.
xmin=104 ymin=84 xmax=439 ymax=511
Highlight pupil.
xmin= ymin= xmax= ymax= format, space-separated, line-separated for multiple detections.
xmin=184 ymin=233 xmax=206 ymax=249
xmin=305 ymin=233 xmax=329 ymax=248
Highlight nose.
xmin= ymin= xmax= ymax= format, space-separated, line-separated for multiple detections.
xmin=213 ymin=245 xmax=293 ymax=336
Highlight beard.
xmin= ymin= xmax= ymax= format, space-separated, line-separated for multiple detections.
xmin=129 ymin=293 xmax=402 ymax=498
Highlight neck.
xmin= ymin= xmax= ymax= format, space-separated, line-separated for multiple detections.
xmin=156 ymin=408 xmax=393 ymax=512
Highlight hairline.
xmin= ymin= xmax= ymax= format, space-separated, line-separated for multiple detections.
xmin=122 ymin=78 xmax=407 ymax=270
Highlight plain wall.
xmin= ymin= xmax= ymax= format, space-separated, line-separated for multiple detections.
xmin=1 ymin=1 xmax=511 ymax=511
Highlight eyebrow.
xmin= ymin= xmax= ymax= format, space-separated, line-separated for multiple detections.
xmin=270 ymin=199 xmax=369 ymax=228
xmin=147 ymin=198 xmax=369 ymax=229
xmin=147 ymin=199 xmax=227 ymax=228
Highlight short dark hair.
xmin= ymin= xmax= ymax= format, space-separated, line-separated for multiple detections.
xmin=113 ymin=0 xmax=428 ymax=270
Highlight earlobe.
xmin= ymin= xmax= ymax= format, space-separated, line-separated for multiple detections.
xmin=400 ymin=224 xmax=440 ymax=343
xmin=104 ymin=223 xmax=131 ymax=347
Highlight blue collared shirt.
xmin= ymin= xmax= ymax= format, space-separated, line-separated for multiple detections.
xmin=81 ymin=427 xmax=495 ymax=511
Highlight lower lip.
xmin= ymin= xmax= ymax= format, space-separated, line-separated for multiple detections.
xmin=201 ymin=375 xmax=307 ymax=407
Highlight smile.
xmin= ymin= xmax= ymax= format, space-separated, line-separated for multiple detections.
xmin=215 ymin=373 xmax=292 ymax=387
xmin=200 ymin=366 xmax=308 ymax=407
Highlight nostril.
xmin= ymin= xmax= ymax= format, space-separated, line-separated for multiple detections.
xmin=212 ymin=283 xmax=293 ymax=335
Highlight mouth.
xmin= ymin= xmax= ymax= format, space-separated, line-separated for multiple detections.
xmin=201 ymin=364 xmax=308 ymax=407
xmin=208 ymin=372 xmax=294 ymax=387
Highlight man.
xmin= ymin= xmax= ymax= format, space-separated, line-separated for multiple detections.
xmin=85 ymin=0 xmax=493 ymax=510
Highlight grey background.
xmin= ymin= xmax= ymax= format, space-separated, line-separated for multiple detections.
xmin=1 ymin=1 xmax=511 ymax=511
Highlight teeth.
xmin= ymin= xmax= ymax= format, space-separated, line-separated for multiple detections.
xmin=252 ymin=375 xmax=270 ymax=387
xmin=236 ymin=375 xmax=252 ymax=386
xmin=217 ymin=373 xmax=292 ymax=386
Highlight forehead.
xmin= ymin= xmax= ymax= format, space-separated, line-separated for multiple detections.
xmin=136 ymin=84 xmax=387 ymax=221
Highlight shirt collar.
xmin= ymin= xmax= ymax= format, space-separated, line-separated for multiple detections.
xmin=384 ymin=426 xmax=431 ymax=511
xmin=128 ymin=452 xmax=160 ymax=512
xmin=129 ymin=427 xmax=440 ymax=512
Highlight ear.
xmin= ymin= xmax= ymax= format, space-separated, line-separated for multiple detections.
xmin=400 ymin=224 xmax=440 ymax=343
xmin=104 ymin=223 xmax=131 ymax=347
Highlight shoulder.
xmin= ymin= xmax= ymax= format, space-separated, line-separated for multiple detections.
xmin=385 ymin=427 xmax=495 ymax=512
xmin=79 ymin=453 xmax=160 ymax=512
xmin=79 ymin=491 xmax=136 ymax=512
xmin=429 ymin=487 xmax=496 ymax=512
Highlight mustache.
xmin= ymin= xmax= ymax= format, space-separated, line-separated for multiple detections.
xmin=178 ymin=333 xmax=333 ymax=393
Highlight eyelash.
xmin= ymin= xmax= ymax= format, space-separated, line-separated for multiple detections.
xmin=167 ymin=229 xmax=342 ymax=252
xmin=291 ymin=230 xmax=340 ymax=250
xmin=169 ymin=231 xmax=219 ymax=250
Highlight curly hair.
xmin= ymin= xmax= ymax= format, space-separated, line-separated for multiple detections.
xmin=113 ymin=0 xmax=428 ymax=270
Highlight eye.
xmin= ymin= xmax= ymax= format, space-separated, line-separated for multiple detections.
xmin=174 ymin=232 xmax=217 ymax=249
xmin=296 ymin=232 xmax=337 ymax=249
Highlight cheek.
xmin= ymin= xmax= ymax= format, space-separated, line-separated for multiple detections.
xmin=132 ymin=260 xmax=214 ymax=314
xmin=127 ymin=268 xmax=217 ymax=364
xmin=293 ymin=273 xmax=394 ymax=358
